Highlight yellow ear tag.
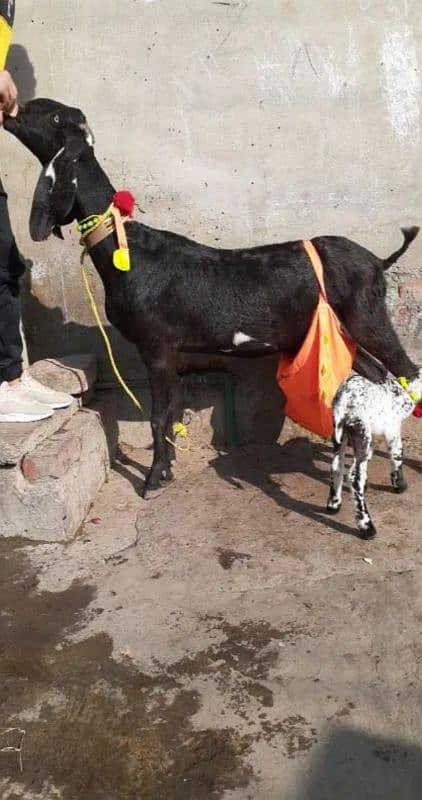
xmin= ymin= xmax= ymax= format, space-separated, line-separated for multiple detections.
xmin=113 ymin=248 xmax=131 ymax=272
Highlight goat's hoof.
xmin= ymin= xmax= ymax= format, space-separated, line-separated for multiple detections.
xmin=161 ymin=468 xmax=174 ymax=483
xmin=393 ymin=481 xmax=408 ymax=494
xmin=142 ymin=467 xmax=174 ymax=497
xmin=326 ymin=501 xmax=341 ymax=515
xmin=359 ymin=523 xmax=377 ymax=540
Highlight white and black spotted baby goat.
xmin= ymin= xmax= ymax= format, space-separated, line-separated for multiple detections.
xmin=5 ymin=100 xmax=421 ymax=497
xmin=327 ymin=373 xmax=422 ymax=538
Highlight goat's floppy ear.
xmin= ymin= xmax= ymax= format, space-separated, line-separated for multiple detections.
xmin=30 ymin=148 xmax=77 ymax=241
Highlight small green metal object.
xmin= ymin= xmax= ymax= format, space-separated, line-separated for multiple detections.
xmin=180 ymin=368 xmax=238 ymax=448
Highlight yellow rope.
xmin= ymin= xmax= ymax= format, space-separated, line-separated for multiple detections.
xmin=80 ymin=249 xmax=142 ymax=410
xmin=80 ymin=248 xmax=190 ymax=451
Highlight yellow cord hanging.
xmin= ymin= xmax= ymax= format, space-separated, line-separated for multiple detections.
xmin=80 ymin=248 xmax=190 ymax=451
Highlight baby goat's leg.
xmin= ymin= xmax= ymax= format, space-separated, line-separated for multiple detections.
xmin=386 ymin=429 xmax=407 ymax=493
xmin=349 ymin=427 xmax=376 ymax=539
xmin=327 ymin=428 xmax=348 ymax=514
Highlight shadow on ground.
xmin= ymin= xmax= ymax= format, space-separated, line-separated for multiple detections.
xmin=295 ymin=725 xmax=422 ymax=800
xmin=210 ymin=438 xmax=362 ymax=538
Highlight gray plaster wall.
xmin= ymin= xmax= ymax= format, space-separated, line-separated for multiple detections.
xmin=2 ymin=0 xmax=421 ymax=387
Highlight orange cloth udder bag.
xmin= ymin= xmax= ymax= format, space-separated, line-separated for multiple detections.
xmin=276 ymin=240 xmax=356 ymax=439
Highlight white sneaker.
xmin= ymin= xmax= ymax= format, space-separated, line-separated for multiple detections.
xmin=0 ymin=380 xmax=54 ymax=423
xmin=21 ymin=372 xmax=73 ymax=409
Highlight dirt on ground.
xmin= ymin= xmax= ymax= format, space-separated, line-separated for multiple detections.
xmin=0 ymin=418 xmax=422 ymax=799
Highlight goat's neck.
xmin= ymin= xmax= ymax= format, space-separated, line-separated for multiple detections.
xmin=74 ymin=153 xmax=117 ymax=285
xmin=74 ymin=152 xmax=115 ymax=218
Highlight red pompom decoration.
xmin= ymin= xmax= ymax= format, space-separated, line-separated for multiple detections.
xmin=412 ymin=403 xmax=422 ymax=418
xmin=113 ymin=190 xmax=136 ymax=217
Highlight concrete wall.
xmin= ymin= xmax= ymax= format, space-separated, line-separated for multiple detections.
xmin=3 ymin=0 xmax=421 ymax=389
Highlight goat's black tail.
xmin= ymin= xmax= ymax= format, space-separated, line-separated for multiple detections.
xmin=383 ymin=226 xmax=420 ymax=270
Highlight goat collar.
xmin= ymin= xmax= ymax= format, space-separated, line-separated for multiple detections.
xmin=77 ymin=191 xmax=136 ymax=271
xmin=78 ymin=206 xmax=115 ymax=247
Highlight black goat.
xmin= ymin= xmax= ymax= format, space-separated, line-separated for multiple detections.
xmin=5 ymin=99 xmax=420 ymax=496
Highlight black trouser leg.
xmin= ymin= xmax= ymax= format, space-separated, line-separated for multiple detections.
xmin=0 ymin=186 xmax=25 ymax=383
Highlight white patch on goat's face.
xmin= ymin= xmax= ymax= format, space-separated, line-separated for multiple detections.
xmin=233 ymin=332 xmax=254 ymax=346
xmin=79 ymin=122 xmax=95 ymax=147
xmin=45 ymin=147 xmax=65 ymax=187
xmin=72 ymin=177 xmax=78 ymax=188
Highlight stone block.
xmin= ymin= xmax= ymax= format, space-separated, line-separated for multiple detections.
xmin=29 ymin=354 xmax=97 ymax=396
xmin=21 ymin=431 xmax=82 ymax=482
xmin=0 ymin=401 xmax=78 ymax=466
xmin=0 ymin=393 xmax=118 ymax=541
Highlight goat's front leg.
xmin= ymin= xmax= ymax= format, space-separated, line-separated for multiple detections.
xmin=348 ymin=430 xmax=376 ymax=539
xmin=386 ymin=430 xmax=407 ymax=493
xmin=327 ymin=429 xmax=348 ymax=514
xmin=144 ymin=361 xmax=177 ymax=497
xmin=163 ymin=374 xmax=183 ymax=466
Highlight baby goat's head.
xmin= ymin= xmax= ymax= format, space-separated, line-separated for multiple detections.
xmin=4 ymin=98 xmax=95 ymax=240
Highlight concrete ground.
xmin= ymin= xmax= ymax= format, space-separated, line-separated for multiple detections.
xmin=1 ymin=417 xmax=422 ymax=800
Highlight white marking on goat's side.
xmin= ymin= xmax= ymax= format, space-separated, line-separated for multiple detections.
xmin=45 ymin=147 xmax=65 ymax=186
xmin=381 ymin=28 xmax=420 ymax=140
xmin=233 ymin=332 xmax=254 ymax=346
xmin=232 ymin=332 xmax=273 ymax=348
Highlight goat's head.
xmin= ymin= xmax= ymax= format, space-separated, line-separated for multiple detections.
xmin=4 ymin=98 xmax=95 ymax=240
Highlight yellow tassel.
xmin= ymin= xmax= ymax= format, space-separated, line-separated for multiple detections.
xmin=166 ymin=422 xmax=190 ymax=452
xmin=173 ymin=422 xmax=188 ymax=438
xmin=113 ymin=247 xmax=131 ymax=272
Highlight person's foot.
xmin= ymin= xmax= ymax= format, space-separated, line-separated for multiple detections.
xmin=0 ymin=380 xmax=54 ymax=423
xmin=20 ymin=372 xmax=73 ymax=409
